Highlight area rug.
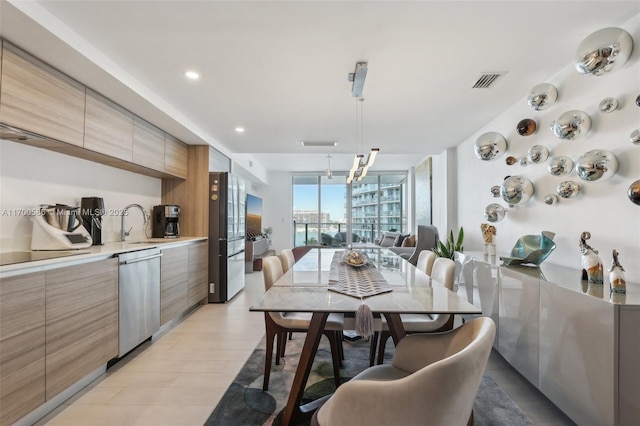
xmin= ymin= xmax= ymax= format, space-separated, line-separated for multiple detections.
xmin=205 ymin=334 xmax=534 ymax=426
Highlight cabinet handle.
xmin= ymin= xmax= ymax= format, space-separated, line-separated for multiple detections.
xmin=121 ymin=253 xmax=163 ymax=265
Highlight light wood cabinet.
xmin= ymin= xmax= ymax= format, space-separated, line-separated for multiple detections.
xmin=133 ymin=116 xmax=165 ymax=172
xmin=84 ymin=89 xmax=134 ymax=162
xmin=0 ymin=271 xmax=46 ymax=425
xmin=45 ymin=258 xmax=118 ymax=400
xmin=160 ymin=245 xmax=189 ymax=325
xmin=165 ymin=134 xmax=188 ymax=179
xmin=188 ymin=241 xmax=209 ymax=306
xmin=0 ymin=41 xmax=85 ymax=147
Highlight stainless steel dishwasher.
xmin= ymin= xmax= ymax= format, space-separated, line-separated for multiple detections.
xmin=117 ymin=248 xmax=162 ymax=357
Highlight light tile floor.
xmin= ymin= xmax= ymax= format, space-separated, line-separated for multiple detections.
xmin=35 ymin=271 xmax=575 ymax=426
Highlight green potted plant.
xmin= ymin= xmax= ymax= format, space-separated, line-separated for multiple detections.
xmin=432 ymin=227 xmax=464 ymax=260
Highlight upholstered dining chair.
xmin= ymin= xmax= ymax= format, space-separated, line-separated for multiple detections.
xmin=312 ymin=317 xmax=496 ymax=426
xmin=404 ymin=225 xmax=439 ymax=266
xmin=261 ymin=256 xmax=344 ymax=391
xmin=279 ymin=248 xmax=296 ymax=273
xmin=370 ymin=257 xmax=456 ymax=365
xmin=416 ymin=250 xmax=437 ymax=275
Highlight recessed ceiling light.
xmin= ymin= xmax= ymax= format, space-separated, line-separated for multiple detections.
xmin=235 ymin=127 xmax=245 ymax=133
xmin=185 ymin=70 xmax=200 ymax=80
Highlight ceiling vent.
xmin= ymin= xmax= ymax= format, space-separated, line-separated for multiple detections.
xmin=472 ymin=72 xmax=507 ymax=89
xmin=300 ymin=141 xmax=337 ymax=147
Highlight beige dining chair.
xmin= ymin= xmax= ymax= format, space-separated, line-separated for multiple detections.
xmin=261 ymin=256 xmax=345 ymax=391
xmin=416 ymin=250 xmax=437 ymax=275
xmin=370 ymin=257 xmax=456 ymax=365
xmin=279 ymin=248 xmax=296 ymax=273
xmin=312 ymin=317 xmax=496 ymax=426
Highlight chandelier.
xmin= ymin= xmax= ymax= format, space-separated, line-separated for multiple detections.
xmin=347 ymin=96 xmax=379 ymax=184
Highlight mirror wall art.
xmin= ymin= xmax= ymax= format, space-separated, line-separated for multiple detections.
xmin=527 ymin=83 xmax=558 ymax=110
xmin=549 ymin=110 xmax=591 ymax=140
xmin=575 ymin=27 xmax=634 ymax=76
xmin=575 ymin=150 xmax=619 ymax=182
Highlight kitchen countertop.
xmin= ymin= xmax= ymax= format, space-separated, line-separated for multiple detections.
xmin=0 ymin=237 xmax=207 ymax=277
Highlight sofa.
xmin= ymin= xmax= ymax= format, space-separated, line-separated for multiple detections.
xmin=375 ymin=225 xmax=440 ymax=265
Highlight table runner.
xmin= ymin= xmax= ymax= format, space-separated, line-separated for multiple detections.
xmin=327 ymin=250 xmax=393 ymax=297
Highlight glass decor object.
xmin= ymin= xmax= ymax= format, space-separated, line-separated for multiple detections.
xmin=490 ymin=185 xmax=501 ymax=197
xmin=474 ymin=132 xmax=507 ymax=161
xmin=527 ymin=83 xmax=558 ymax=110
xmin=575 ymin=27 xmax=634 ymax=76
xmin=579 ymin=231 xmax=603 ymax=284
xmin=544 ymin=194 xmax=559 ymax=205
xmin=500 ymin=231 xmax=556 ymax=266
xmin=548 ymin=156 xmax=574 ymax=176
xmin=484 ymin=203 xmax=506 ymax=223
xmin=517 ymin=118 xmax=537 ymax=136
xmin=527 ymin=145 xmax=549 ymax=164
xmin=549 ymin=110 xmax=591 ymax=140
xmin=628 ymin=179 xmax=640 ymax=205
xmin=501 ymin=175 xmax=533 ymax=205
xmin=630 ymin=129 xmax=640 ymax=145
xmin=575 ymin=149 xmax=618 ymax=182
xmin=557 ymin=181 xmax=580 ymax=198
xmin=599 ymin=97 xmax=619 ymax=113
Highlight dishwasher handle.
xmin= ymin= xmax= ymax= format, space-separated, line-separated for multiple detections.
xmin=120 ymin=253 xmax=163 ymax=265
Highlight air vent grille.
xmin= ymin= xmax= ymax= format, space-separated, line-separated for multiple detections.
xmin=472 ymin=72 xmax=507 ymax=89
xmin=300 ymin=141 xmax=338 ymax=147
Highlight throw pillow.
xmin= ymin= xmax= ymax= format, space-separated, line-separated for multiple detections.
xmin=402 ymin=235 xmax=416 ymax=247
xmin=394 ymin=233 xmax=410 ymax=247
xmin=379 ymin=232 xmax=398 ymax=247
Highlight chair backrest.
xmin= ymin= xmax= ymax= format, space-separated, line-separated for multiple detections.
xmin=262 ymin=256 xmax=283 ymax=291
xmin=416 ymin=250 xmax=437 ymax=276
xmin=292 ymin=246 xmax=312 ymax=262
xmin=318 ymin=317 xmax=496 ymax=426
xmin=279 ymin=248 xmax=296 ymax=273
xmin=430 ymin=257 xmax=455 ymax=291
xmin=406 ymin=225 xmax=439 ymax=266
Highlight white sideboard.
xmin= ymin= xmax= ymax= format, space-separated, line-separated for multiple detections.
xmin=455 ymin=252 xmax=640 ymax=426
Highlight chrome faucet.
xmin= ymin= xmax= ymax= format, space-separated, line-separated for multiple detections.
xmin=121 ymin=204 xmax=148 ymax=241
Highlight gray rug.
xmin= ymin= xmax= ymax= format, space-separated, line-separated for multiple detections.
xmin=206 ymin=334 xmax=534 ymax=426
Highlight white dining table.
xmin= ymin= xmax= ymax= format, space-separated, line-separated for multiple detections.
xmin=250 ymin=247 xmax=482 ymax=426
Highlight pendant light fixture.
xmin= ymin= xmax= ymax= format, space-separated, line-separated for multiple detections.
xmin=347 ymin=96 xmax=379 ymax=184
xmin=325 ymin=154 xmax=333 ymax=179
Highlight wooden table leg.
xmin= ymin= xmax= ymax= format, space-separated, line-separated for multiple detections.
xmin=382 ymin=313 xmax=406 ymax=345
xmin=281 ymin=312 xmax=329 ymax=426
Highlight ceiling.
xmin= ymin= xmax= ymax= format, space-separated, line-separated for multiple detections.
xmin=1 ymin=1 xmax=638 ymax=178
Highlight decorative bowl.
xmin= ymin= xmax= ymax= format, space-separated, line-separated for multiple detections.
xmin=343 ymin=250 xmax=369 ymax=267
xmin=501 ymin=231 xmax=556 ymax=266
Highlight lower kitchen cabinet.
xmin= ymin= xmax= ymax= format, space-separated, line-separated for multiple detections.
xmin=45 ymin=258 xmax=118 ymax=400
xmin=160 ymin=245 xmax=189 ymax=325
xmin=188 ymin=241 xmax=208 ymax=306
xmin=0 ymin=271 xmax=46 ymax=426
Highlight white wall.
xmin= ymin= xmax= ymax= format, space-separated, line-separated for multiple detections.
xmin=453 ymin=19 xmax=640 ymax=282
xmin=0 ymin=140 xmax=161 ymax=251
xmin=261 ymin=171 xmax=292 ymax=254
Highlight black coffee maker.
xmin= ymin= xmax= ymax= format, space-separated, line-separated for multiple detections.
xmin=152 ymin=205 xmax=180 ymax=238
xmin=80 ymin=197 xmax=105 ymax=245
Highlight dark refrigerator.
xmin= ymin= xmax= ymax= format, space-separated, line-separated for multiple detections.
xmin=208 ymin=172 xmax=247 ymax=303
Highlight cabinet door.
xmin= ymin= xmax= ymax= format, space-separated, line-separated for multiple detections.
xmin=45 ymin=259 xmax=118 ymax=400
xmin=164 ymin=134 xmax=188 ymax=179
xmin=84 ymin=89 xmax=134 ymax=161
xmin=472 ymin=259 xmax=500 ymax=349
xmin=160 ymin=246 xmax=189 ymax=324
xmin=0 ymin=271 xmax=46 ymax=425
xmin=133 ymin=116 xmax=165 ymax=172
xmin=0 ymin=42 xmax=85 ymax=146
xmin=188 ymin=241 xmax=209 ymax=306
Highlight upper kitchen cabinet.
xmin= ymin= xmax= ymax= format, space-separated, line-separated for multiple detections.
xmin=133 ymin=116 xmax=165 ymax=172
xmin=164 ymin=134 xmax=188 ymax=179
xmin=84 ymin=89 xmax=134 ymax=162
xmin=0 ymin=41 xmax=85 ymax=147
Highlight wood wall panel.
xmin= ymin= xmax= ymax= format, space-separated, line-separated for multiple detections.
xmin=0 ymin=42 xmax=85 ymax=147
xmin=45 ymin=259 xmax=118 ymax=400
xmin=0 ymin=271 xmax=46 ymax=425
xmin=188 ymin=241 xmax=209 ymax=306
